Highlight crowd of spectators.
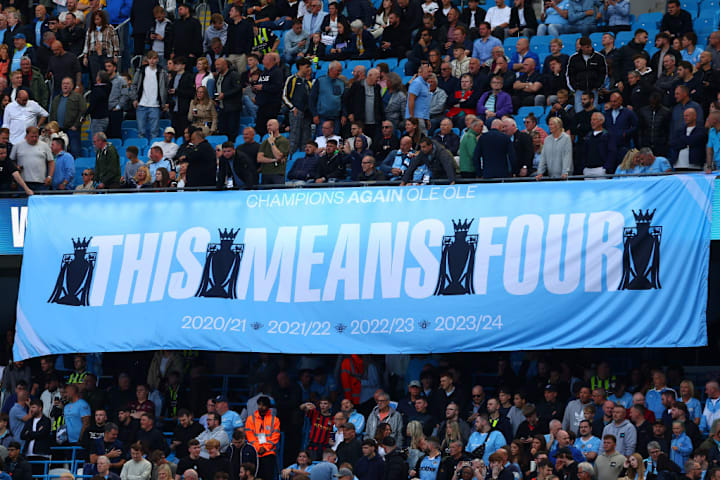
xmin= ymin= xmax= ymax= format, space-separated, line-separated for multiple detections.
xmin=0 ymin=0 xmax=719 ymax=194
xmin=1 ymin=351 xmax=720 ymax=480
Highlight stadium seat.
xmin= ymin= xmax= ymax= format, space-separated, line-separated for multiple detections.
xmin=239 ymin=116 xmax=255 ymax=126
xmin=559 ymin=34 xmax=580 ymax=54
xmin=122 ymin=127 xmax=138 ymax=139
xmin=207 ymin=135 xmax=229 ymax=146
xmin=286 ymin=151 xmax=304 ymax=180
xmin=616 ymin=31 xmax=634 ymax=47
xmin=149 ymin=137 xmax=164 ymax=146
xmin=636 ymin=12 xmax=663 ymax=29
xmin=589 ymin=32 xmax=604 ymax=50
xmin=75 ymin=157 xmax=95 ymax=170
xmin=109 ymin=138 xmax=122 ymax=152
xmin=74 ymin=166 xmax=87 ymax=181
xmin=81 ymin=146 xmax=94 ymax=157
xmin=681 ymin=0 xmax=699 ymax=16
xmin=530 ymin=36 xmax=551 ymax=55
xmin=695 ymin=12 xmax=717 ymax=33
xmin=396 ymin=58 xmax=408 ymax=73
xmin=158 ymin=119 xmax=171 ymax=131
xmin=503 ymin=37 xmax=522 ymax=56
xmin=700 ymin=0 xmax=719 ymax=10
xmin=121 ymin=120 xmax=137 ymax=130
xmin=378 ymin=58 xmax=398 ymax=69
xmin=346 ymin=59 xmax=373 ymax=71
xmin=124 ymin=138 xmax=148 ymax=151
xmin=518 ymin=106 xmax=544 ymax=118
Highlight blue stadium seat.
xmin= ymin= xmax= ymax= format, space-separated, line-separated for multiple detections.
xmin=695 ymin=12 xmax=717 ymax=33
xmin=503 ymin=37 xmax=522 ymax=56
xmin=530 ymin=36 xmax=551 ymax=56
xmin=396 ymin=58 xmax=408 ymax=72
xmin=75 ymin=157 xmax=95 ymax=170
xmin=700 ymin=0 xmax=719 ymax=10
xmin=346 ymin=59 xmax=373 ymax=71
xmin=378 ymin=58 xmax=398 ymax=69
xmin=81 ymin=146 xmax=94 ymax=157
xmin=75 ymin=166 xmax=86 ymax=182
xmin=149 ymin=137 xmax=164 ymax=146
xmin=589 ymin=32 xmax=604 ymax=50
xmin=286 ymin=151 xmax=304 ymax=180
xmin=121 ymin=120 xmax=137 ymax=130
xmin=109 ymin=138 xmax=123 ymax=152
xmin=122 ymin=127 xmax=138 ymax=139
xmin=681 ymin=0 xmax=699 ymax=17
xmin=158 ymin=119 xmax=171 ymax=130
xmin=636 ymin=12 xmax=662 ymax=29
xmin=239 ymin=116 xmax=255 ymax=126
xmin=124 ymin=138 xmax=148 ymax=151
xmin=559 ymin=34 xmax=580 ymax=55
xmin=518 ymin=106 xmax=544 ymax=118
xmin=616 ymin=31 xmax=634 ymax=47
xmin=207 ymin=135 xmax=229 ymax=146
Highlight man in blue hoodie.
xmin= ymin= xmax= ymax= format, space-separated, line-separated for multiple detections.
xmin=309 ymin=61 xmax=345 ymax=134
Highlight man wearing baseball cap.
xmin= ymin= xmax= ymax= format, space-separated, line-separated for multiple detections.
xmin=213 ymin=396 xmax=243 ymax=441
xmin=151 ymin=126 xmax=179 ymax=162
xmin=334 ymin=467 xmax=353 ymax=480
xmin=397 ymin=380 xmax=425 ymax=423
xmin=9 ymin=34 xmax=33 ymax=73
xmin=537 ymin=384 xmax=565 ymax=425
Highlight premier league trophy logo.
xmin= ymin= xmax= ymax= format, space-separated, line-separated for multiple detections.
xmin=48 ymin=237 xmax=96 ymax=306
xmin=195 ymin=228 xmax=244 ymax=299
xmin=434 ymin=219 xmax=478 ymax=295
xmin=618 ymin=209 xmax=662 ymax=290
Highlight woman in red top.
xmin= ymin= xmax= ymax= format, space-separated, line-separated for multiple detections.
xmin=446 ymin=74 xmax=476 ymax=126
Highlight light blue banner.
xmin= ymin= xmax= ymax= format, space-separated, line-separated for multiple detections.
xmin=14 ymin=175 xmax=715 ymax=360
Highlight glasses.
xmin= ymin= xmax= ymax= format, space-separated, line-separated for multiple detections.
xmin=82 ymin=172 xmax=92 ymax=176
xmin=382 ymin=125 xmax=392 ymax=129
xmin=472 ymin=394 xmax=483 ymax=397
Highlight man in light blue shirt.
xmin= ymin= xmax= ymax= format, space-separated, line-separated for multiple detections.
xmin=574 ymin=420 xmax=601 ymax=463
xmin=638 ymin=147 xmax=672 ymax=173
xmin=537 ymin=0 xmax=569 ymax=36
xmin=341 ymin=399 xmax=365 ymax=435
xmin=51 ymin=137 xmax=75 ymax=190
xmin=472 ymin=22 xmax=502 ymax=63
xmin=8 ymin=384 xmax=29 ymax=450
xmin=406 ymin=64 xmax=432 ymax=130
xmin=214 ymin=395 xmax=244 ymax=440
xmin=64 ymin=384 xmax=91 ymax=443
xmin=646 ymin=371 xmax=676 ymax=420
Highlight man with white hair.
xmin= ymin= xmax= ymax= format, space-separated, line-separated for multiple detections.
xmin=700 ymin=381 xmax=720 ymax=435
xmin=343 ymin=68 xmax=384 ymax=140
xmin=502 ymin=117 xmax=532 ymax=176
xmin=97 ymin=456 xmax=121 ymax=480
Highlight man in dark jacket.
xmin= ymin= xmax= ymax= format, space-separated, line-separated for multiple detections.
xmin=171 ymin=3 xmax=203 ymax=65
xmin=379 ymin=12 xmax=410 ymax=59
xmin=6 ymin=442 xmax=32 ymax=480
xmin=604 ymin=92 xmax=638 ymax=172
xmin=401 ymin=137 xmax=456 ymax=184
xmin=254 ymin=52 xmax=284 ymax=136
xmin=344 ymin=68 xmax=385 ymax=140
xmin=660 ymin=0 xmax=693 ymax=40
xmin=336 ymin=423 xmax=362 ymax=467
xmin=20 ymin=400 xmax=51 ymax=470
xmin=460 ymin=0 xmax=486 ymax=36
xmin=649 ymin=32 xmax=682 ymax=80
xmin=185 ymin=130 xmax=218 ymax=187
xmin=224 ymin=5 xmax=253 ymax=74
xmin=670 ymin=107 xmax=705 ymax=168
xmin=57 ymin=13 xmax=85 ymax=57
xmin=637 ymin=92 xmax=671 ymax=157
xmin=287 ymin=141 xmax=320 ymax=183
xmin=583 ymin=112 xmax=612 ymax=176
xmin=382 ymin=437 xmax=408 ymax=480
xmin=503 ymin=117 xmax=532 ymax=175
xmin=168 ymin=57 xmax=195 ymax=139
xmin=617 ymin=29 xmax=648 ymax=80
xmin=214 ymin=58 xmax=243 ymax=139
xmin=130 ymin=0 xmax=158 ymax=59
xmin=472 ymin=119 xmax=516 ymax=179
xmin=567 ymin=37 xmax=607 ymax=113
xmin=49 ymin=77 xmax=83 ymax=156
xmin=433 ymin=118 xmax=461 ymax=155
xmin=217 ymin=142 xmax=257 ymax=188
xmin=508 ymin=0 xmax=537 ymax=36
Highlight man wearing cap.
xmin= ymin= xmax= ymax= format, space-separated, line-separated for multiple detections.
xmin=152 ymin=127 xmax=180 ymax=161
xmin=334 ymin=467 xmax=354 ymax=480
xmin=397 ymin=381 xmax=425 ymax=425
xmin=6 ymin=441 xmax=31 ymax=480
xmin=245 ymin=396 xmax=280 ymax=480
xmin=9 ymin=34 xmax=34 ymax=73
xmin=336 ymin=422 xmax=361 ymax=466
xmin=309 ymin=449 xmax=337 ymax=480
xmin=213 ymin=396 xmax=243 ymax=442
xmin=537 ymin=385 xmax=564 ymax=425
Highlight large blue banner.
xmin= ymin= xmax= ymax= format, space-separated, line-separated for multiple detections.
xmin=14 ymin=174 xmax=715 ymax=360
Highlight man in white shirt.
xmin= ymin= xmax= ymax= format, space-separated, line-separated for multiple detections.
xmin=131 ymin=50 xmax=168 ymax=142
xmin=314 ymin=120 xmax=342 ymax=149
xmin=151 ymin=127 xmax=179 ymax=160
xmin=10 ymin=126 xmax=54 ymax=190
xmin=2 ymin=90 xmax=48 ymax=145
xmin=485 ymin=0 xmax=512 ymax=39
xmin=196 ymin=412 xmax=229 ymax=458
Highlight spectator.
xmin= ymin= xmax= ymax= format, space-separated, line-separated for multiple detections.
xmin=537 ymin=0 xmax=569 ymax=36
xmin=92 ymin=132 xmax=121 ymax=189
xmin=58 ymin=13 xmax=85 ymax=58
xmin=582 ymin=112 xmax=611 ymax=177
xmin=567 ymin=0 xmax=595 ymax=36
xmin=650 ymin=33 xmax=682 ymax=82
xmin=257 ymin=119 xmax=290 ymax=184
xmin=446 ymin=74 xmax=477 ymax=127
xmin=660 ymin=0 xmax=693 ymax=40
xmin=472 ymin=22 xmax=501 ymax=63
xmin=6 ymin=442 xmax=31 ymax=480
xmin=485 ymin=0 xmax=511 ymax=39
xmin=372 ymin=120 xmax=400 ymax=162
xmin=171 ymin=3 xmax=203 ymax=65
xmin=310 ymin=61 xmax=345 ymax=132
xmin=680 ymin=32 xmax=702 ymax=65
xmin=567 ymin=37 xmax=607 ymax=113
xmin=50 ymin=137 xmax=74 ymax=190
xmin=601 ymin=405 xmax=637 ymax=457
xmin=0 ymin=144 xmax=33 ymax=194
xmin=146 ymin=146 xmax=173 ymax=179
xmin=284 ymin=20 xmax=309 ymax=64
xmin=287 ymin=141 xmax=321 ymax=184
xmin=406 ymin=64 xmax=433 ymax=133
xmin=121 ymin=443 xmax=151 ymax=480
xmin=380 ymin=135 xmax=415 ymax=180
xmin=344 ymin=68 xmax=384 ymax=140
xmin=197 ymin=413 xmax=230 ymax=459
xmin=603 ymin=0 xmax=631 ymax=33
xmin=507 ymin=0 xmax=537 ymax=36
xmin=458 ymin=118 xmax=483 ymax=178
xmin=595 ymin=435 xmax=626 ymax=480
xmin=355 ymin=439 xmax=384 ymax=480
xmin=214 ymin=58 xmax=243 ymax=139
xmin=130 ymin=0 xmax=157 ymax=62
xmin=603 ymin=91 xmax=638 ymax=172
xmin=510 ymin=38 xmax=539 ymax=75
xmin=357 ymin=155 xmax=385 ymax=181
xmin=503 ymin=117 xmax=532 ymax=177
xmin=472 ymin=118 xmax=516 ymax=178
xmin=19 ymin=58 xmax=47 ymax=110
xmin=378 ymin=12 xmax=409 ymax=59
xmin=3 ymin=90 xmax=48 ymax=145
xmin=511 ymin=58 xmax=543 ymax=111
xmin=168 ymin=57 xmax=194 ymax=138
xmin=88 ymin=70 xmax=110 ymax=136
xmin=477 ymin=75 xmax=513 ymax=122
xmin=48 ymin=77 xmax=83 ymax=156
xmin=433 ymin=118 xmax=460 ymax=155
xmin=121 ymin=146 xmax=144 ymax=186
xmin=204 ymin=14 xmax=228 ymax=53
xmin=671 ymin=107 xmax=705 ymax=169
xmin=401 ymin=136 xmax=456 ymax=184
xmin=185 ymin=129 xmax=218 ymax=187
xmin=536 ymin=117 xmax=572 ymax=179
xmin=131 ymin=51 xmax=168 ymax=142
xmin=706 ymin=113 xmax=720 ymax=171
xmin=575 ymin=420 xmax=601 ymax=462
xmin=303 ymin=0 xmax=328 ymax=34
xmin=63 ymin=384 xmax=91 ymax=444
xmin=75 ymin=168 xmax=95 ymax=192
xmin=47 ymin=41 xmax=81 ymax=97
xmin=428 ymin=74 xmax=450 ymax=132
xmin=81 ymin=11 xmax=119 ymax=87
xmin=105 ymin=60 xmax=128 ymax=140
xmin=9 ymin=126 xmax=53 ymax=191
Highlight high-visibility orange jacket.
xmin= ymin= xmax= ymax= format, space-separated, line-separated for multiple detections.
xmin=245 ymin=410 xmax=281 ymax=457
xmin=340 ymin=355 xmax=363 ymax=404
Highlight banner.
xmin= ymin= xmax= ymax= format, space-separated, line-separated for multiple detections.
xmin=0 ymin=198 xmax=27 ymax=255
xmin=14 ymin=175 xmax=715 ymax=360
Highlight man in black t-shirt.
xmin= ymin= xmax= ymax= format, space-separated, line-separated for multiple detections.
xmin=176 ymin=439 xmax=208 ymax=480
xmin=0 ymin=144 xmax=32 ymax=194
xmin=89 ymin=423 xmax=126 ymax=474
